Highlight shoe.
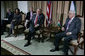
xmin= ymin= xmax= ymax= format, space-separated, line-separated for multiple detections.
xmin=24 ymin=42 xmax=31 ymax=47
xmin=14 ymin=34 xmax=17 ymax=37
xmin=64 ymin=52 xmax=68 ymax=55
xmin=5 ymin=34 xmax=10 ymax=38
xmin=24 ymin=35 xmax=28 ymax=40
xmin=62 ymin=48 xmax=68 ymax=55
xmin=31 ymin=36 xmax=35 ymax=40
xmin=50 ymin=48 xmax=59 ymax=52
xmin=24 ymin=38 xmax=27 ymax=40
xmin=1 ymin=32 xmax=3 ymax=35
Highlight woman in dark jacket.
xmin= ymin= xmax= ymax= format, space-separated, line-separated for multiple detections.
xmin=6 ymin=8 xmax=22 ymax=37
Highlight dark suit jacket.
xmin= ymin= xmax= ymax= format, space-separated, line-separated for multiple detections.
xmin=29 ymin=13 xmax=45 ymax=33
xmin=13 ymin=13 xmax=22 ymax=25
xmin=6 ymin=12 xmax=14 ymax=23
xmin=63 ymin=17 xmax=81 ymax=39
xmin=25 ymin=11 xmax=35 ymax=20
xmin=25 ymin=11 xmax=35 ymax=28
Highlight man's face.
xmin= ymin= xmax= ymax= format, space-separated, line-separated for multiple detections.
xmin=30 ymin=7 xmax=33 ymax=12
xmin=68 ymin=12 xmax=74 ymax=19
xmin=36 ymin=9 xmax=40 ymax=15
xmin=7 ymin=9 xmax=10 ymax=12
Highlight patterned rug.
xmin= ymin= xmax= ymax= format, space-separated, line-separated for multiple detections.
xmin=2 ymin=36 xmax=25 ymax=42
xmin=1 ymin=34 xmax=31 ymax=55
xmin=1 ymin=32 xmax=84 ymax=55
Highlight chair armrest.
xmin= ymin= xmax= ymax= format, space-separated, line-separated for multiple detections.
xmin=77 ymin=32 xmax=82 ymax=43
xmin=77 ymin=30 xmax=84 ymax=43
xmin=81 ymin=30 xmax=84 ymax=38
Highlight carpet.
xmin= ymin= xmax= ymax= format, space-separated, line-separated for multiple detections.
xmin=1 ymin=32 xmax=84 ymax=55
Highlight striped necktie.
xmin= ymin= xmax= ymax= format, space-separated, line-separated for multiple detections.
xmin=34 ymin=15 xmax=38 ymax=26
xmin=66 ymin=20 xmax=71 ymax=31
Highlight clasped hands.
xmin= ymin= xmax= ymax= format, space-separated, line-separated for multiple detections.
xmin=34 ymin=24 xmax=39 ymax=28
xmin=61 ymin=27 xmax=72 ymax=36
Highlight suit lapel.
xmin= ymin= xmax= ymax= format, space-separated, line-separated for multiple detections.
xmin=69 ymin=17 xmax=75 ymax=26
xmin=66 ymin=18 xmax=70 ymax=27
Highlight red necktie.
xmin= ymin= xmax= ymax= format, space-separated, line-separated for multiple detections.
xmin=34 ymin=15 xmax=38 ymax=26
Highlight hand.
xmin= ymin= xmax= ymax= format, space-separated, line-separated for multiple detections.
xmin=66 ymin=32 xmax=72 ymax=36
xmin=24 ymin=22 xmax=27 ymax=28
xmin=34 ymin=24 xmax=39 ymax=28
xmin=12 ymin=19 xmax=16 ymax=21
xmin=26 ymin=20 xmax=30 ymax=23
xmin=24 ymin=20 xmax=30 ymax=28
xmin=61 ymin=27 xmax=65 ymax=31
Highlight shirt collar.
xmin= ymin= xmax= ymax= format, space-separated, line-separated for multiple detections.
xmin=69 ymin=16 xmax=75 ymax=23
xmin=71 ymin=16 xmax=75 ymax=21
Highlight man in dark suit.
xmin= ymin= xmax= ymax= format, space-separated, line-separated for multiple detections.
xmin=24 ymin=9 xmax=45 ymax=47
xmin=50 ymin=10 xmax=81 ymax=55
xmin=25 ymin=7 xmax=35 ymax=29
xmin=2 ymin=8 xmax=14 ymax=32
xmin=6 ymin=8 xmax=14 ymax=24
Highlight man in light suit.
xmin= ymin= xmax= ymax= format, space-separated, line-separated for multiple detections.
xmin=24 ymin=9 xmax=45 ymax=47
xmin=50 ymin=10 xmax=81 ymax=55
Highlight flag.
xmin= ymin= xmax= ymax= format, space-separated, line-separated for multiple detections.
xmin=70 ymin=1 xmax=77 ymax=16
xmin=57 ymin=20 xmax=61 ymax=27
xmin=46 ymin=1 xmax=52 ymax=27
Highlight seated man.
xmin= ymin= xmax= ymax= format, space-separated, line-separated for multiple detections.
xmin=5 ymin=8 xmax=14 ymax=24
xmin=50 ymin=10 xmax=81 ymax=55
xmin=24 ymin=7 xmax=35 ymax=29
xmin=2 ymin=8 xmax=13 ymax=32
xmin=5 ymin=8 xmax=22 ymax=37
xmin=24 ymin=9 xmax=45 ymax=47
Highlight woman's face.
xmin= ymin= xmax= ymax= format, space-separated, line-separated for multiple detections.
xmin=15 ymin=9 xmax=19 ymax=14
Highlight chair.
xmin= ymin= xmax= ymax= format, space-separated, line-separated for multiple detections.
xmin=6 ymin=13 xmax=26 ymax=36
xmin=61 ymin=16 xmax=84 ymax=55
xmin=24 ymin=13 xmax=45 ymax=42
xmin=24 ymin=23 xmax=44 ymax=42
xmin=34 ymin=24 xmax=44 ymax=42
xmin=62 ymin=31 xmax=84 ymax=55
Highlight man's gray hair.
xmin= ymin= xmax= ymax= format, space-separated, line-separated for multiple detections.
xmin=69 ymin=10 xmax=75 ymax=13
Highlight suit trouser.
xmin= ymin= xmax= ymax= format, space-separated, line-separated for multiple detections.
xmin=9 ymin=21 xmax=18 ymax=34
xmin=9 ymin=21 xmax=15 ymax=34
xmin=27 ymin=26 xmax=40 ymax=43
xmin=54 ymin=32 xmax=72 ymax=53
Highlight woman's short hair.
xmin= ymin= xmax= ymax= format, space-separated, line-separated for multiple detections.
xmin=15 ymin=8 xmax=20 ymax=13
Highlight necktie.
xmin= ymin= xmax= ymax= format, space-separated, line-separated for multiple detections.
xmin=66 ymin=20 xmax=71 ymax=31
xmin=34 ymin=15 xmax=38 ymax=26
xmin=9 ymin=12 xmax=11 ymax=16
xmin=30 ymin=12 xmax=33 ymax=20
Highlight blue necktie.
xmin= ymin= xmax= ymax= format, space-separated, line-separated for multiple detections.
xmin=66 ymin=20 xmax=71 ymax=31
